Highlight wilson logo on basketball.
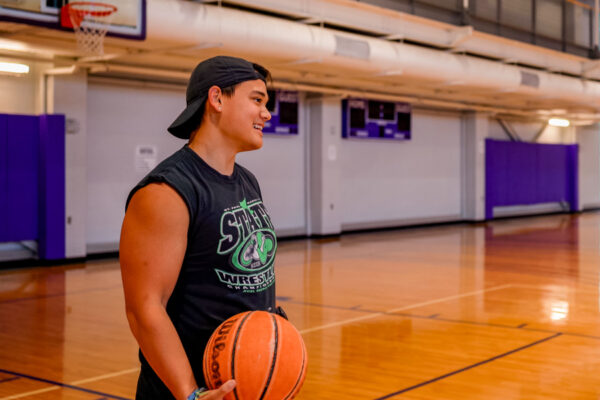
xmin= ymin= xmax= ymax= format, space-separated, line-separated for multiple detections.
xmin=215 ymin=199 xmax=277 ymax=293
xmin=208 ymin=316 xmax=239 ymax=388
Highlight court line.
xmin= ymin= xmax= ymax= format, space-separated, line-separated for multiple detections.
xmin=299 ymin=284 xmax=513 ymax=334
xmin=287 ymin=295 xmax=600 ymax=341
xmin=0 ymin=367 xmax=138 ymax=400
xmin=373 ymin=332 xmax=562 ymax=399
xmin=394 ymin=312 xmax=555 ymax=332
xmin=0 ymin=385 xmax=63 ymax=400
xmin=70 ymin=368 xmax=140 ymax=385
xmin=0 ymin=285 xmax=124 ymax=305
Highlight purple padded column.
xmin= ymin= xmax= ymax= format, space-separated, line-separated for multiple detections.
xmin=485 ymin=139 xmax=509 ymax=219
xmin=536 ymin=144 xmax=566 ymax=203
xmin=38 ymin=115 xmax=65 ymax=260
xmin=508 ymin=142 xmax=536 ymax=205
xmin=566 ymin=145 xmax=579 ymax=212
xmin=0 ymin=115 xmax=6 ymax=241
xmin=5 ymin=114 xmax=39 ymax=241
xmin=485 ymin=139 xmax=579 ymax=220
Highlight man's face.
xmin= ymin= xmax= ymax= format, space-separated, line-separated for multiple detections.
xmin=219 ymin=79 xmax=271 ymax=152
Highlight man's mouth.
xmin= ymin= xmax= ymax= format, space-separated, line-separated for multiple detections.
xmin=253 ymin=124 xmax=263 ymax=131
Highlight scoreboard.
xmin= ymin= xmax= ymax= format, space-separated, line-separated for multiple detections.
xmin=342 ymin=98 xmax=411 ymax=140
xmin=264 ymin=90 xmax=299 ymax=135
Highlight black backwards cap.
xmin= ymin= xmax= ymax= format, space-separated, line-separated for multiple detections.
xmin=168 ymin=55 xmax=269 ymax=139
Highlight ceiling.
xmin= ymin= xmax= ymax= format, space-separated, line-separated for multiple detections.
xmin=1 ymin=0 xmax=599 ymax=123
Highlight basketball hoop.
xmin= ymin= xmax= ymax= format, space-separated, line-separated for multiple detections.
xmin=62 ymin=2 xmax=117 ymax=56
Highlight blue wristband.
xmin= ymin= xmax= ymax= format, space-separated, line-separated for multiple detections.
xmin=186 ymin=387 xmax=208 ymax=400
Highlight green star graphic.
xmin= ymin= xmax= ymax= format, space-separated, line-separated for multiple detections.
xmin=239 ymin=198 xmax=255 ymax=216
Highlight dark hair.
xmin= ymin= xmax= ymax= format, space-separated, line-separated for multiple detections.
xmin=190 ymin=63 xmax=271 ymax=134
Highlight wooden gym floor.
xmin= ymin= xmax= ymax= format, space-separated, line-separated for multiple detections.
xmin=0 ymin=211 xmax=599 ymax=399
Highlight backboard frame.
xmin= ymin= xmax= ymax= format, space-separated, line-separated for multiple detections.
xmin=0 ymin=0 xmax=146 ymax=40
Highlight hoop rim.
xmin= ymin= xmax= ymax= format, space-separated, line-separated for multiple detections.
xmin=65 ymin=2 xmax=118 ymax=18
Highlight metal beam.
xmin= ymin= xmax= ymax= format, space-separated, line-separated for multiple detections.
xmin=497 ymin=118 xmax=521 ymax=141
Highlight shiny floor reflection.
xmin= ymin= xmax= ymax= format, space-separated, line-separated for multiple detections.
xmin=1 ymin=212 xmax=599 ymax=399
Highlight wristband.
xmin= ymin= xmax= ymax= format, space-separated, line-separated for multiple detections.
xmin=186 ymin=387 xmax=208 ymax=400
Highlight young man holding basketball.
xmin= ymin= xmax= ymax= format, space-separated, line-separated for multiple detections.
xmin=120 ymin=56 xmax=278 ymax=400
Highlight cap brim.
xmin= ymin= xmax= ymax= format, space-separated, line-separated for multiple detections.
xmin=167 ymin=95 xmax=207 ymax=139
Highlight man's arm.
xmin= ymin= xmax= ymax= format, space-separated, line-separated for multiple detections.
xmin=120 ymin=183 xmax=236 ymax=400
xmin=120 ymin=182 xmax=197 ymax=399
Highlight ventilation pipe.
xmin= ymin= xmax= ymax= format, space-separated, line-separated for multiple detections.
xmin=147 ymin=0 xmax=600 ymax=110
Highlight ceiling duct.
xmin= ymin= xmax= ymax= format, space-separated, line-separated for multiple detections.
xmin=147 ymin=0 xmax=600 ymax=112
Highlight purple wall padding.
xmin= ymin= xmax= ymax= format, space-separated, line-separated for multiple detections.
xmin=0 ymin=115 xmax=39 ymax=242
xmin=0 ymin=113 xmax=65 ymax=260
xmin=38 ymin=115 xmax=65 ymax=260
xmin=0 ymin=115 xmax=5 ymax=241
xmin=485 ymin=139 xmax=579 ymax=220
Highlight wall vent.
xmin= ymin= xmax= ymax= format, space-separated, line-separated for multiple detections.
xmin=520 ymin=71 xmax=540 ymax=88
xmin=334 ymin=35 xmax=370 ymax=60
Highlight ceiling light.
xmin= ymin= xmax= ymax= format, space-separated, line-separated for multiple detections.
xmin=548 ymin=118 xmax=570 ymax=127
xmin=0 ymin=62 xmax=29 ymax=75
xmin=0 ymin=39 xmax=29 ymax=52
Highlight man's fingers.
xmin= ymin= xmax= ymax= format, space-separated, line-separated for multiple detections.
xmin=198 ymin=380 xmax=236 ymax=399
xmin=204 ymin=380 xmax=235 ymax=399
xmin=219 ymin=380 xmax=236 ymax=394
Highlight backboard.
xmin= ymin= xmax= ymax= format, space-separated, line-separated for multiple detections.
xmin=0 ymin=0 xmax=146 ymax=40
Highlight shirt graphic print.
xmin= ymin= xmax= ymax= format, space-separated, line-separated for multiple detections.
xmin=215 ymin=198 xmax=277 ymax=293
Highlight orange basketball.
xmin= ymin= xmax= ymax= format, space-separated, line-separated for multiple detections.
xmin=203 ymin=311 xmax=307 ymax=400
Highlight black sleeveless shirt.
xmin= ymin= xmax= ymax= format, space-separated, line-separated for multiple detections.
xmin=126 ymin=145 xmax=277 ymax=398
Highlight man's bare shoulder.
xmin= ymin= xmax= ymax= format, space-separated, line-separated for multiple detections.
xmin=127 ymin=183 xmax=188 ymax=222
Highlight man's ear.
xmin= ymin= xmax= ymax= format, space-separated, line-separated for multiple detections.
xmin=207 ymin=85 xmax=223 ymax=112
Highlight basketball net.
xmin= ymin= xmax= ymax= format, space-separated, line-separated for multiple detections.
xmin=64 ymin=2 xmax=117 ymax=56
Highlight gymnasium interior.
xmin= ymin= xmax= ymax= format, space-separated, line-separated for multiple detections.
xmin=1 ymin=0 xmax=599 ymax=398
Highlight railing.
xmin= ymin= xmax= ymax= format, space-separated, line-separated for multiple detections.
xmin=358 ymin=0 xmax=598 ymax=58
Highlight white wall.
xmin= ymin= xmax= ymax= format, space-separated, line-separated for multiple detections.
xmin=0 ymin=59 xmax=48 ymax=115
xmin=86 ymin=79 xmax=184 ymax=252
xmin=340 ymin=109 xmax=463 ymax=230
xmin=47 ymin=72 xmax=89 ymax=258
xmin=578 ymin=124 xmax=600 ymax=210
xmin=2 ymin=65 xmax=597 ymax=259
xmin=86 ymin=79 xmax=307 ymax=252
xmin=236 ymin=118 xmax=307 ymax=236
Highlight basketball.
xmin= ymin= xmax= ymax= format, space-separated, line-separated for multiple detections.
xmin=203 ymin=311 xmax=307 ymax=400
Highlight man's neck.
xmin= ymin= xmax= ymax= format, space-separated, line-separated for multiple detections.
xmin=188 ymin=127 xmax=237 ymax=176
xmin=189 ymin=140 xmax=236 ymax=176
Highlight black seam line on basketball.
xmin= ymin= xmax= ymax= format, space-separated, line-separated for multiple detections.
xmin=203 ymin=333 xmax=213 ymax=388
xmin=283 ymin=338 xmax=306 ymax=400
xmin=258 ymin=314 xmax=279 ymax=400
xmin=373 ymin=332 xmax=562 ymax=400
xmin=517 ymin=323 xmax=528 ymax=328
xmin=231 ymin=312 xmax=253 ymax=400
xmin=0 ymin=376 xmax=20 ymax=383
xmin=0 ymin=368 xmax=132 ymax=400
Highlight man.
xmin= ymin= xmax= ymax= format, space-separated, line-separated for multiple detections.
xmin=120 ymin=56 xmax=277 ymax=400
